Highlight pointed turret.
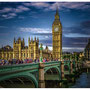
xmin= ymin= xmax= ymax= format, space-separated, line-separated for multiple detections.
xmin=22 ymin=38 xmax=25 ymax=47
xmin=34 ymin=37 xmax=36 ymax=41
xmin=37 ymin=37 xmax=39 ymax=43
xmin=18 ymin=37 xmax=21 ymax=44
xmin=28 ymin=37 xmax=30 ymax=42
xmin=22 ymin=38 xmax=24 ymax=44
xmin=23 ymin=38 xmax=24 ymax=42
xmin=31 ymin=37 xmax=33 ymax=42
xmin=14 ymin=37 xmax=16 ymax=43
xmin=18 ymin=37 xmax=21 ymax=41
xmin=55 ymin=6 xmax=59 ymax=20
xmin=53 ymin=6 xmax=61 ymax=26
xmin=46 ymin=45 xmax=48 ymax=50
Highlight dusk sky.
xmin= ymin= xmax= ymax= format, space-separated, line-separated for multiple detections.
xmin=0 ymin=2 xmax=90 ymax=52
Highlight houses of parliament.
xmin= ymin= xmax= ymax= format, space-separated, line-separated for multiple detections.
xmin=0 ymin=8 xmax=62 ymax=60
xmin=0 ymin=37 xmax=52 ymax=60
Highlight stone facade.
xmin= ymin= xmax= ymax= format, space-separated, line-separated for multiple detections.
xmin=52 ymin=8 xmax=62 ymax=59
xmin=0 ymin=45 xmax=13 ymax=60
xmin=0 ymin=37 xmax=52 ymax=60
xmin=84 ymin=39 xmax=90 ymax=60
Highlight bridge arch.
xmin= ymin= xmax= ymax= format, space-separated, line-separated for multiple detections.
xmin=64 ymin=61 xmax=71 ymax=71
xmin=0 ymin=72 xmax=38 ymax=88
xmin=44 ymin=66 xmax=61 ymax=80
xmin=64 ymin=65 xmax=69 ymax=71
xmin=64 ymin=61 xmax=71 ymax=74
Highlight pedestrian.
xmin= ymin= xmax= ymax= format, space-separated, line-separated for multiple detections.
xmin=27 ymin=59 xmax=29 ymax=63
xmin=16 ymin=59 xmax=19 ymax=64
xmin=19 ymin=60 xmax=21 ymax=64
xmin=11 ymin=59 xmax=13 ymax=65
xmin=38 ymin=59 xmax=39 ymax=62
xmin=34 ymin=59 xmax=36 ymax=63
xmin=1 ymin=60 xmax=4 ymax=65
xmin=43 ymin=59 xmax=45 ymax=62
xmin=21 ymin=59 xmax=23 ymax=64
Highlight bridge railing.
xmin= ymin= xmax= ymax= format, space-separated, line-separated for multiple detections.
xmin=0 ymin=60 xmax=79 ymax=76
xmin=0 ymin=63 xmax=39 ymax=74
xmin=44 ymin=61 xmax=60 ymax=66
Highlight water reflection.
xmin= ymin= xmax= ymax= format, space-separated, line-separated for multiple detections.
xmin=71 ymin=72 xmax=90 ymax=88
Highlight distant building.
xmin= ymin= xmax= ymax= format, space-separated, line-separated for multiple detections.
xmin=79 ymin=52 xmax=84 ymax=58
xmin=62 ymin=52 xmax=72 ymax=59
xmin=0 ymin=45 xmax=13 ymax=60
xmin=84 ymin=39 xmax=90 ymax=60
xmin=0 ymin=37 xmax=52 ymax=60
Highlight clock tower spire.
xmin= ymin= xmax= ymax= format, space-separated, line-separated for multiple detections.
xmin=55 ymin=6 xmax=60 ymax=20
xmin=52 ymin=7 xmax=62 ymax=60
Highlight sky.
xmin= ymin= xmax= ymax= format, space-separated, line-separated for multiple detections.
xmin=0 ymin=2 xmax=90 ymax=52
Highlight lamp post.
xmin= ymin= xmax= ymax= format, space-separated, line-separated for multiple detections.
xmin=39 ymin=43 xmax=45 ymax=88
xmin=39 ymin=43 xmax=43 ymax=63
xmin=70 ymin=55 xmax=72 ymax=61
xmin=75 ymin=54 xmax=77 ymax=61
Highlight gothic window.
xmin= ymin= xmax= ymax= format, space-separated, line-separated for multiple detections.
xmin=23 ymin=53 xmax=25 ymax=57
xmin=31 ymin=53 xmax=33 ymax=58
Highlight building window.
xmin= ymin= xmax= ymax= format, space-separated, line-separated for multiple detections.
xmin=24 ymin=53 xmax=25 ymax=57
xmin=31 ymin=53 xmax=33 ymax=58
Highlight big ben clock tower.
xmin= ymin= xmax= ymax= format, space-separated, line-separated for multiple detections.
xmin=52 ymin=8 xmax=62 ymax=60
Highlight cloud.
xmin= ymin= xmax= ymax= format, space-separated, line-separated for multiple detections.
xmin=20 ymin=27 xmax=52 ymax=34
xmin=63 ymin=20 xmax=90 ymax=37
xmin=81 ymin=20 xmax=90 ymax=29
xmin=0 ymin=5 xmax=30 ymax=13
xmin=0 ymin=26 xmax=8 ymax=28
xmin=62 ymin=47 xmax=84 ymax=52
xmin=18 ymin=16 xmax=25 ymax=19
xmin=0 ymin=2 xmax=90 ymax=19
xmin=0 ymin=5 xmax=30 ymax=19
xmin=46 ymin=2 xmax=90 ymax=11
xmin=64 ymin=33 xmax=90 ymax=38
xmin=14 ymin=5 xmax=30 ymax=13
xmin=23 ymin=2 xmax=49 ymax=8
xmin=0 ymin=7 xmax=13 ymax=13
xmin=2 ymin=13 xmax=17 ymax=19
xmin=62 ymin=36 xmax=89 ymax=49
xmin=42 ymin=45 xmax=84 ymax=52
xmin=40 ymin=44 xmax=84 ymax=52
xmin=23 ymin=2 xmax=90 ymax=11
xmin=0 ymin=32 xmax=9 ymax=36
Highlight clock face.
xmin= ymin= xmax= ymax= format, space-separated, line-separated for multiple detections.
xmin=54 ymin=27 xmax=59 ymax=32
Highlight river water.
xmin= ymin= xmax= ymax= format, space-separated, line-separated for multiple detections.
xmin=70 ymin=72 xmax=90 ymax=88
xmin=45 ymin=70 xmax=90 ymax=88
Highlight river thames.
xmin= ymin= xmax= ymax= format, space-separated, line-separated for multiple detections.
xmin=71 ymin=72 xmax=90 ymax=88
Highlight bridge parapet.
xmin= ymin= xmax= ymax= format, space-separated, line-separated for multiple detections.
xmin=83 ymin=61 xmax=90 ymax=68
xmin=0 ymin=63 xmax=39 ymax=75
xmin=44 ymin=61 xmax=60 ymax=67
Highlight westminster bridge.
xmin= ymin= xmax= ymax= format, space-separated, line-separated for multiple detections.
xmin=0 ymin=60 xmax=82 ymax=88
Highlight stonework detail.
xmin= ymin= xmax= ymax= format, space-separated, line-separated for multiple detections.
xmin=0 ymin=37 xmax=52 ymax=60
xmin=52 ymin=8 xmax=62 ymax=59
